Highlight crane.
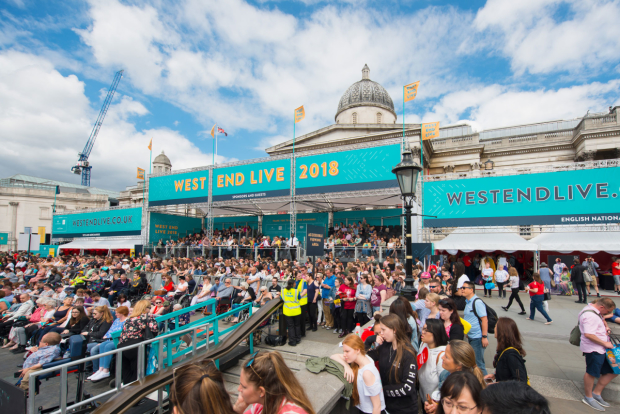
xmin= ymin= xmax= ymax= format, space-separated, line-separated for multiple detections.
xmin=71 ymin=69 xmax=124 ymax=186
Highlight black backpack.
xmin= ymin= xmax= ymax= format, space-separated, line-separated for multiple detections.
xmin=472 ymin=298 xmax=498 ymax=334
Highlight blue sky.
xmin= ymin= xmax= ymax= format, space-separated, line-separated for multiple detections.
xmin=1 ymin=0 xmax=619 ymax=191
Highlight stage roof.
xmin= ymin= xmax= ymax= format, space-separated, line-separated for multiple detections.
xmin=434 ymin=227 xmax=537 ymax=254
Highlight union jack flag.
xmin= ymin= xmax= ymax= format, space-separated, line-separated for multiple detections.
xmin=217 ymin=127 xmax=227 ymax=136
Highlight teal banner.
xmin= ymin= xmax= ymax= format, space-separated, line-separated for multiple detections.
xmin=149 ymin=213 xmax=202 ymax=243
xmin=53 ymin=208 xmax=143 ymax=238
xmin=212 ymin=159 xmax=290 ymax=201
xmin=296 ymin=144 xmax=400 ymax=194
xmin=424 ymin=167 xmax=620 ymax=227
xmin=0 ymin=233 xmax=7 ymax=245
xmin=149 ymin=169 xmax=210 ymax=206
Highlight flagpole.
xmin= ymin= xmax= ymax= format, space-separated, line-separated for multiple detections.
xmin=212 ymin=125 xmax=216 ymax=166
xmin=403 ymin=86 xmax=406 ymax=149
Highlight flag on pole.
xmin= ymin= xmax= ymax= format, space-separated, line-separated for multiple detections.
xmin=137 ymin=167 xmax=145 ymax=180
xmin=294 ymin=106 xmax=305 ymax=123
xmin=55 ymin=185 xmax=60 ymax=195
xmin=217 ymin=127 xmax=228 ymax=136
xmin=210 ymin=124 xmax=216 ymax=137
xmin=404 ymin=81 xmax=420 ymax=102
xmin=148 ymin=138 xmax=152 ymax=151
xmin=421 ymin=122 xmax=440 ymax=140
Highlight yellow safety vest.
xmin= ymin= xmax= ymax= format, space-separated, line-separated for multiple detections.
xmin=282 ymin=288 xmax=301 ymax=317
xmin=296 ymin=280 xmax=307 ymax=306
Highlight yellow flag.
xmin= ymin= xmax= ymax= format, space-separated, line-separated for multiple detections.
xmin=137 ymin=167 xmax=145 ymax=180
xmin=404 ymin=81 xmax=420 ymax=103
xmin=210 ymin=124 xmax=216 ymax=137
xmin=148 ymin=138 xmax=152 ymax=151
xmin=294 ymin=106 xmax=305 ymax=123
xmin=421 ymin=122 xmax=440 ymax=140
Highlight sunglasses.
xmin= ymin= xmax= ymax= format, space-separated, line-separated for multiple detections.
xmin=429 ymin=285 xmax=438 ymax=289
xmin=155 ymin=301 xmax=162 ymax=304
xmin=460 ymin=286 xmax=473 ymax=290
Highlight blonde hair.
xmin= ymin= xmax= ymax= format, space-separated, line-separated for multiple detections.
xmin=130 ymin=300 xmax=151 ymax=318
xmin=447 ymin=340 xmax=486 ymax=389
xmin=426 ymin=292 xmax=440 ymax=306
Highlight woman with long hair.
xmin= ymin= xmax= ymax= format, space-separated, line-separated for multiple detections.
xmin=330 ymin=334 xmax=385 ymax=414
xmin=171 ymin=360 xmax=236 ymax=414
xmin=83 ymin=306 xmax=113 ymax=349
xmin=502 ymin=267 xmax=526 ymax=314
xmin=436 ymin=371 xmax=483 ymax=414
xmin=366 ymin=314 xmax=418 ymax=414
xmin=118 ymin=300 xmax=159 ymax=385
xmin=234 ymin=351 xmax=315 ymax=414
xmin=88 ymin=306 xmax=130 ymax=382
xmin=525 ymin=272 xmax=552 ymax=324
xmin=49 ymin=306 xmax=89 ymax=339
xmin=439 ymin=340 xmax=486 ymax=389
xmin=355 ymin=273 xmax=373 ymax=327
xmin=485 ymin=317 xmax=528 ymax=384
xmin=388 ymin=296 xmax=420 ymax=352
xmin=338 ymin=275 xmax=357 ymax=338
xmin=438 ymin=298 xmax=464 ymax=340
xmin=425 ymin=293 xmax=441 ymax=320
xmin=418 ymin=319 xmax=449 ymax=406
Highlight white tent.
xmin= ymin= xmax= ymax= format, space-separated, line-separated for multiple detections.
xmin=57 ymin=238 xmax=142 ymax=252
xmin=434 ymin=227 xmax=537 ymax=255
xmin=529 ymin=226 xmax=620 ymax=254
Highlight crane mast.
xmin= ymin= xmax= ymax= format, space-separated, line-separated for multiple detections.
xmin=71 ymin=69 xmax=124 ymax=186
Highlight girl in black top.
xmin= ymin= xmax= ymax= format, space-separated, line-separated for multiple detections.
xmin=60 ymin=306 xmax=90 ymax=336
xmin=485 ymin=317 xmax=528 ymax=383
xmin=366 ymin=314 xmax=418 ymax=414
xmin=438 ymin=298 xmax=464 ymax=341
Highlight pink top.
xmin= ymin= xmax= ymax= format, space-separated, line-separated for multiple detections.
xmin=579 ymin=304 xmax=607 ymax=354
xmin=244 ymin=399 xmax=308 ymax=414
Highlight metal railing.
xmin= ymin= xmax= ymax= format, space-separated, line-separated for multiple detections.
xmin=322 ymin=246 xmax=405 ymax=263
xmin=28 ymin=298 xmax=256 ymax=414
xmin=144 ymin=245 xmax=301 ymax=262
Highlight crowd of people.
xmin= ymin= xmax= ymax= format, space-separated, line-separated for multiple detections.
xmin=2 ymin=234 xmax=619 ymax=413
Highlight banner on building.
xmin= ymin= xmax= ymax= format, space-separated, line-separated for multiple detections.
xmin=137 ymin=167 xmax=145 ymax=180
xmin=52 ymin=207 xmax=143 ymax=238
xmin=149 ymin=213 xmax=202 ymax=243
xmin=424 ymin=166 xmax=620 ymax=227
xmin=149 ymin=169 xmax=210 ymax=206
xmin=404 ymin=81 xmax=420 ymax=102
xmin=296 ymin=144 xmax=401 ymax=195
xmin=0 ymin=233 xmax=8 ymax=245
xmin=212 ymin=159 xmax=291 ymax=202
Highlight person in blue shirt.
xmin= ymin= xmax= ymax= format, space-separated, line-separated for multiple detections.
xmin=461 ymin=281 xmax=489 ymax=375
xmin=321 ymin=269 xmax=336 ymax=329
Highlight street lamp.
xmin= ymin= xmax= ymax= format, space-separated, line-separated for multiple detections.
xmin=392 ymin=149 xmax=423 ymax=300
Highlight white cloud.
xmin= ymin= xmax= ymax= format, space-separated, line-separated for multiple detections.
xmin=423 ymin=80 xmax=620 ymax=130
xmin=475 ymin=0 xmax=620 ymax=74
xmin=76 ymin=0 xmax=473 ymax=136
xmin=0 ymin=50 xmax=223 ymax=190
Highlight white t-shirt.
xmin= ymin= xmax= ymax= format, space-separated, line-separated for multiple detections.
xmin=510 ymin=275 xmax=520 ymax=289
xmin=482 ymin=268 xmax=494 ymax=280
xmin=457 ymin=274 xmax=470 ymax=288
xmin=495 ymin=270 xmax=509 ymax=284
xmin=356 ymin=356 xmax=386 ymax=413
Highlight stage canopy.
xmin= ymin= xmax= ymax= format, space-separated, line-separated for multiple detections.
xmin=57 ymin=237 xmax=143 ymax=251
xmin=434 ymin=227 xmax=537 ymax=255
xmin=529 ymin=226 xmax=620 ymax=254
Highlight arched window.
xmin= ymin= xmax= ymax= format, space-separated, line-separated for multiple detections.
xmin=352 ymin=112 xmax=357 ymax=124
xmin=377 ymin=112 xmax=382 ymax=124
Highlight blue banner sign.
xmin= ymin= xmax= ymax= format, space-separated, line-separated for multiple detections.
xmin=424 ymin=167 xmax=620 ymax=227
xmin=296 ymin=144 xmax=400 ymax=194
xmin=53 ymin=208 xmax=143 ymax=238
xmin=212 ymin=159 xmax=291 ymax=202
xmin=149 ymin=169 xmax=210 ymax=206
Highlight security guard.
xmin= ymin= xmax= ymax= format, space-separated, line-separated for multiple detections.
xmin=282 ymin=278 xmax=301 ymax=346
xmin=295 ymin=270 xmax=308 ymax=337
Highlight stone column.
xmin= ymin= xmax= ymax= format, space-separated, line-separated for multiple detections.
xmin=9 ymin=202 xmax=18 ymax=251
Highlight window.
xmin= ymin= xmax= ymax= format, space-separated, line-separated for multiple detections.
xmin=377 ymin=112 xmax=382 ymax=123
xmin=39 ymin=207 xmax=50 ymax=219
xmin=352 ymin=112 xmax=357 ymax=124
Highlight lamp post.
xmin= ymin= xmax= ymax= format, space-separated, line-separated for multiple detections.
xmin=392 ymin=149 xmax=423 ymax=301
xmin=484 ymin=158 xmax=494 ymax=171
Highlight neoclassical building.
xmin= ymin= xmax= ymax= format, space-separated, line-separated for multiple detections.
xmin=267 ymin=65 xmax=620 ymax=175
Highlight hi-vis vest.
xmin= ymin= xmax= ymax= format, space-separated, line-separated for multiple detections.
xmin=296 ymin=280 xmax=308 ymax=306
xmin=282 ymin=288 xmax=301 ymax=317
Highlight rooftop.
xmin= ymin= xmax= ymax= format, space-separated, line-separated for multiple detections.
xmin=0 ymin=174 xmax=120 ymax=199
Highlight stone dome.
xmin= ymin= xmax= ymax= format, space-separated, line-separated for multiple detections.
xmin=335 ymin=64 xmax=396 ymax=121
xmin=153 ymin=150 xmax=171 ymax=166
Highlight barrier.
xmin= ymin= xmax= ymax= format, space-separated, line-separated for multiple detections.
xmin=144 ymin=244 xmax=302 ymax=262
xmin=27 ymin=298 xmax=259 ymax=414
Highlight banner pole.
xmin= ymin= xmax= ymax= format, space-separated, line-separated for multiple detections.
xmin=403 ymin=86 xmax=406 ymax=149
xmin=212 ymin=125 xmax=216 ymax=166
